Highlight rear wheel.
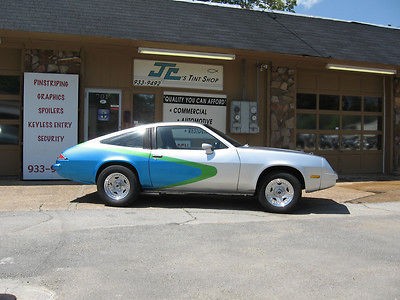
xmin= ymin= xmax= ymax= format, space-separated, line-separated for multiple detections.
xmin=258 ymin=172 xmax=301 ymax=213
xmin=97 ymin=165 xmax=139 ymax=207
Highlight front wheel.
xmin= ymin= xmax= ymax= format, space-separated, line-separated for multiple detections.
xmin=97 ymin=165 xmax=139 ymax=207
xmin=258 ymin=172 xmax=302 ymax=213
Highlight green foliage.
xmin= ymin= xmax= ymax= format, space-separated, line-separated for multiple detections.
xmin=198 ymin=0 xmax=297 ymax=11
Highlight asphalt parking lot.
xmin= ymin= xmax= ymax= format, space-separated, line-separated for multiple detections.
xmin=0 ymin=178 xmax=399 ymax=212
xmin=1 ymin=178 xmax=400 ymax=299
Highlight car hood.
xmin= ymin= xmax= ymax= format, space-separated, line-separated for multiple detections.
xmin=239 ymin=146 xmax=312 ymax=155
xmin=235 ymin=146 xmax=323 ymax=166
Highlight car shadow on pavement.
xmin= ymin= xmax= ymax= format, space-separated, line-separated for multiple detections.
xmin=297 ymin=197 xmax=350 ymax=215
xmin=71 ymin=193 xmax=350 ymax=215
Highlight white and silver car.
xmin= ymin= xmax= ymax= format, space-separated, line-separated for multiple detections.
xmin=53 ymin=122 xmax=338 ymax=213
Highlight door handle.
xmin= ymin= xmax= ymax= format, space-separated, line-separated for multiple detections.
xmin=152 ymin=154 xmax=163 ymax=158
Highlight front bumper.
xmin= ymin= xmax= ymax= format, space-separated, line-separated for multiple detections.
xmin=320 ymin=171 xmax=338 ymax=190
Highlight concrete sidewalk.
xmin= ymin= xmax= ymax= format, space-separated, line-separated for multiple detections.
xmin=1 ymin=179 xmax=400 ymax=212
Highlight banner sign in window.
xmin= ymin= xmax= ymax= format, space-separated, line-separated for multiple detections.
xmin=163 ymin=92 xmax=227 ymax=132
xmin=23 ymin=73 xmax=78 ymax=180
xmin=134 ymin=59 xmax=223 ymax=91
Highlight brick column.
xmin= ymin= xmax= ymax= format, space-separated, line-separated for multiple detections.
xmin=270 ymin=66 xmax=296 ymax=149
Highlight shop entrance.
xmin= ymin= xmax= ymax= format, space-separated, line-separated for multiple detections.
xmin=84 ymin=89 xmax=121 ymax=140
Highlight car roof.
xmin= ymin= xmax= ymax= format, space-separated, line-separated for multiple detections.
xmin=89 ymin=122 xmax=208 ymax=142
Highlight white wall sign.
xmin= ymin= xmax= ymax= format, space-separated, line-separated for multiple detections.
xmin=134 ymin=59 xmax=223 ymax=91
xmin=163 ymin=92 xmax=227 ymax=132
xmin=23 ymin=73 xmax=79 ymax=180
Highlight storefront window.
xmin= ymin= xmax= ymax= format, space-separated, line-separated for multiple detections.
xmin=0 ymin=76 xmax=20 ymax=95
xmin=0 ymin=124 xmax=19 ymax=145
xmin=319 ymin=114 xmax=339 ymax=130
xmin=133 ymin=94 xmax=155 ymax=125
xmin=296 ymin=93 xmax=316 ymax=109
xmin=319 ymin=95 xmax=339 ymax=110
xmin=296 ymin=133 xmax=315 ymax=151
xmin=0 ymin=100 xmax=20 ymax=119
xmin=342 ymin=96 xmax=361 ymax=111
xmin=364 ymin=97 xmax=382 ymax=112
xmin=296 ymin=114 xmax=316 ymax=130
xmin=319 ymin=135 xmax=339 ymax=150
xmin=296 ymin=92 xmax=382 ymax=154
xmin=364 ymin=116 xmax=382 ymax=131
xmin=342 ymin=115 xmax=361 ymax=130
xmin=341 ymin=135 xmax=361 ymax=150
xmin=363 ymin=134 xmax=382 ymax=150
xmin=0 ymin=76 xmax=20 ymax=146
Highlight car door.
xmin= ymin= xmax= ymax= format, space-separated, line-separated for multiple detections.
xmin=149 ymin=125 xmax=240 ymax=192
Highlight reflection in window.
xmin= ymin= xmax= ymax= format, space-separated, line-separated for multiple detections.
xmin=157 ymin=126 xmax=227 ymax=150
xmin=342 ymin=115 xmax=361 ymax=130
xmin=342 ymin=96 xmax=361 ymax=111
xmin=319 ymin=115 xmax=339 ymax=130
xmin=0 ymin=124 xmax=19 ymax=145
xmin=319 ymin=95 xmax=339 ymax=110
xmin=319 ymin=135 xmax=339 ymax=150
xmin=296 ymin=133 xmax=315 ymax=151
xmin=133 ymin=94 xmax=155 ymax=125
xmin=0 ymin=100 xmax=20 ymax=119
xmin=341 ymin=135 xmax=361 ymax=150
xmin=363 ymin=135 xmax=382 ymax=150
xmin=364 ymin=97 xmax=382 ymax=112
xmin=296 ymin=114 xmax=316 ymax=130
xmin=0 ymin=76 xmax=20 ymax=95
xmin=364 ymin=116 xmax=382 ymax=131
xmin=101 ymin=130 xmax=144 ymax=148
xmin=297 ymin=93 xmax=316 ymax=109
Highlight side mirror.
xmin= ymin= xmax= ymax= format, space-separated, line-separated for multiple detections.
xmin=202 ymin=143 xmax=214 ymax=155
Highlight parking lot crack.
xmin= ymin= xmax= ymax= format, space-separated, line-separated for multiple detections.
xmin=178 ymin=208 xmax=197 ymax=225
xmin=358 ymin=203 xmax=397 ymax=213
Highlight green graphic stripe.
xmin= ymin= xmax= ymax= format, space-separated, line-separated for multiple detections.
xmin=158 ymin=156 xmax=217 ymax=188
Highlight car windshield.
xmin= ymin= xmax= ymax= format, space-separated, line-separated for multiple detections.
xmin=204 ymin=125 xmax=243 ymax=147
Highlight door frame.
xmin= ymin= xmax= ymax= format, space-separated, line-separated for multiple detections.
xmin=84 ymin=88 xmax=122 ymax=141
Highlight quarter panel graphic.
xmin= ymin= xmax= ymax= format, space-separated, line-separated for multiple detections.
xmin=151 ymin=155 xmax=218 ymax=188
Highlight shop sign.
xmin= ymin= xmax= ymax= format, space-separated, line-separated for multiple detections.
xmin=134 ymin=59 xmax=223 ymax=91
xmin=163 ymin=92 xmax=227 ymax=132
xmin=23 ymin=73 xmax=78 ymax=180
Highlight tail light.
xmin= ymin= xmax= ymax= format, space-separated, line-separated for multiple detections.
xmin=57 ymin=153 xmax=67 ymax=160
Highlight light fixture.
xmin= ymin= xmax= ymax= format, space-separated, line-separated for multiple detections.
xmin=326 ymin=63 xmax=397 ymax=75
xmin=138 ymin=47 xmax=235 ymax=61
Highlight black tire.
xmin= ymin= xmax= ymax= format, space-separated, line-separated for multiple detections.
xmin=258 ymin=172 xmax=302 ymax=213
xmin=97 ymin=165 xmax=139 ymax=207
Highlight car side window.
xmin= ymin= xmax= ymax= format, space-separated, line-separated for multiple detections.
xmin=156 ymin=126 xmax=227 ymax=150
xmin=101 ymin=130 xmax=144 ymax=148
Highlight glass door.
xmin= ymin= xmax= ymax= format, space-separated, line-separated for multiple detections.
xmin=84 ymin=89 xmax=121 ymax=140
